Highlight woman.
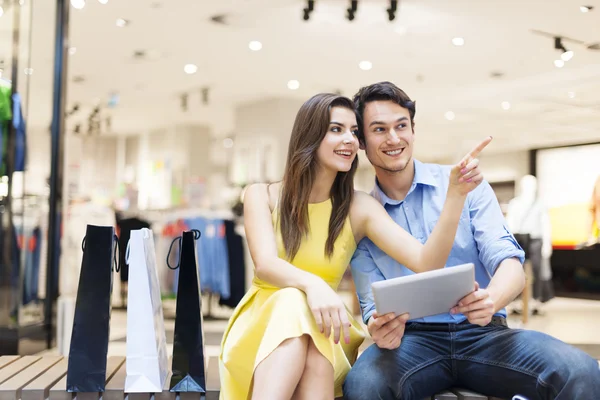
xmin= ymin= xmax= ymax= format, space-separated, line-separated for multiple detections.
xmin=219 ymin=93 xmax=490 ymax=400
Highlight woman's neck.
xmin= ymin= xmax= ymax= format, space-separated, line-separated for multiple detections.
xmin=310 ymin=166 xmax=337 ymax=203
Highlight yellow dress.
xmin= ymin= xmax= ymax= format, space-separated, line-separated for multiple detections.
xmin=219 ymin=199 xmax=366 ymax=399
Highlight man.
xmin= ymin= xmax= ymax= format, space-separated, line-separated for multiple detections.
xmin=343 ymin=81 xmax=600 ymax=399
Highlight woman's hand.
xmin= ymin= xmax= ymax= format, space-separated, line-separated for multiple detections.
xmin=305 ymin=279 xmax=351 ymax=345
xmin=449 ymin=136 xmax=493 ymax=196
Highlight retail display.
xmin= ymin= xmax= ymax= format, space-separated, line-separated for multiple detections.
xmin=66 ymin=225 xmax=119 ymax=393
xmin=506 ymin=175 xmax=555 ymax=304
xmin=168 ymin=229 xmax=207 ymax=394
xmin=124 ymin=228 xmax=168 ymax=393
xmin=160 ymin=210 xmax=246 ymax=317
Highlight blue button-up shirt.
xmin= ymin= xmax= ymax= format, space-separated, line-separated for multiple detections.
xmin=350 ymin=159 xmax=525 ymax=325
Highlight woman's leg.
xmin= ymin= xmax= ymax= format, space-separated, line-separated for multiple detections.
xmin=292 ymin=339 xmax=334 ymax=400
xmin=251 ymin=335 xmax=309 ymax=400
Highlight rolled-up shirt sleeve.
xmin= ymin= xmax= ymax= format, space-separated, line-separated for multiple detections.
xmin=469 ymin=180 xmax=525 ymax=275
xmin=350 ymin=240 xmax=386 ymax=325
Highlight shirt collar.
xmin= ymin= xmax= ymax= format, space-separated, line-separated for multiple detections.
xmin=372 ymin=159 xmax=439 ymax=206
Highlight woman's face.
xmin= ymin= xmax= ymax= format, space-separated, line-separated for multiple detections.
xmin=315 ymin=107 xmax=359 ymax=173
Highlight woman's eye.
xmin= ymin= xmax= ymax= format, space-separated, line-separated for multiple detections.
xmin=331 ymin=127 xmax=341 ymax=132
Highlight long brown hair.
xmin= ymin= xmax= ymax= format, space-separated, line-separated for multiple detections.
xmin=279 ymin=93 xmax=358 ymax=260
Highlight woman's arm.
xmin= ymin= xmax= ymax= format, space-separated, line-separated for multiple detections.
xmin=243 ymin=183 xmax=319 ymax=291
xmin=351 ymin=137 xmax=491 ymax=273
xmin=244 ymin=183 xmax=351 ymax=343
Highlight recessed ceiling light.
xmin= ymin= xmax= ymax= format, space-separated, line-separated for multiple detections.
xmin=116 ymin=18 xmax=129 ymax=27
xmin=580 ymin=5 xmax=593 ymax=12
xmin=223 ymin=138 xmax=234 ymax=148
xmin=71 ymin=0 xmax=86 ymax=9
xmin=184 ymin=64 xmax=198 ymax=74
xmin=554 ymin=59 xmax=565 ymax=68
xmin=561 ymin=50 xmax=574 ymax=61
xmin=452 ymin=37 xmax=465 ymax=46
xmin=287 ymin=80 xmax=300 ymax=90
xmin=69 ymin=47 xmax=77 ymax=55
xmin=501 ymin=101 xmax=511 ymax=110
xmin=568 ymin=91 xmax=576 ymax=98
xmin=98 ymin=0 xmax=108 ymax=4
xmin=444 ymin=111 xmax=455 ymax=121
xmin=359 ymin=61 xmax=373 ymax=71
xmin=24 ymin=68 xmax=33 ymax=75
xmin=249 ymin=41 xmax=262 ymax=51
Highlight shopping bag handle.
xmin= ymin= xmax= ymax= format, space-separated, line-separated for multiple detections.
xmin=166 ymin=229 xmax=201 ymax=270
xmin=81 ymin=234 xmax=121 ymax=273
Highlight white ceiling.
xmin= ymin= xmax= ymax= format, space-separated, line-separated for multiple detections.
xmin=1 ymin=0 xmax=600 ymax=160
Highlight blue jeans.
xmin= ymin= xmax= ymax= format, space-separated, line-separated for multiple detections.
xmin=343 ymin=320 xmax=600 ymax=399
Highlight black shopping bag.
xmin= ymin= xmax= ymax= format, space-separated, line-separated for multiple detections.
xmin=168 ymin=229 xmax=207 ymax=393
xmin=67 ymin=225 xmax=120 ymax=393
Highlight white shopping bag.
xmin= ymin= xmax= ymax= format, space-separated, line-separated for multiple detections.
xmin=124 ymin=228 xmax=169 ymax=393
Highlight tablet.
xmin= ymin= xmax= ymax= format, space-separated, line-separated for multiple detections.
xmin=371 ymin=263 xmax=475 ymax=320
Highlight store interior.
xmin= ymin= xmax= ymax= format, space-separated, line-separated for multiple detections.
xmin=1 ymin=0 xmax=599 ymax=369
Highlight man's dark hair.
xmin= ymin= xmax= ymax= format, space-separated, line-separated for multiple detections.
xmin=353 ymin=81 xmax=416 ymax=144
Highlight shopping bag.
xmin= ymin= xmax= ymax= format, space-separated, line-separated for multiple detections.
xmin=168 ymin=229 xmax=207 ymax=393
xmin=67 ymin=225 xmax=119 ymax=393
xmin=124 ymin=228 xmax=169 ymax=393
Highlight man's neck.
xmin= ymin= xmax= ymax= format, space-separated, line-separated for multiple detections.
xmin=375 ymin=159 xmax=416 ymax=202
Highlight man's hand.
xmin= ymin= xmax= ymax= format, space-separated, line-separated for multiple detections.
xmin=367 ymin=312 xmax=410 ymax=350
xmin=451 ymin=282 xmax=495 ymax=326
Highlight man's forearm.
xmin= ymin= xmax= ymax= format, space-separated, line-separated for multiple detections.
xmin=486 ymin=258 xmax=526 ymax=313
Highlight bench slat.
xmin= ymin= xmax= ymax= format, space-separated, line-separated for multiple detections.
xmin=49 ymin=356 xmax=125 ymax=400
xmin=0 ymin=358 xmax=41 ymax=386
xmin=433 ymin=390 xmax=459 ymax=399
xmin=102 ymin=358 xmax=127 ymax=400
xmin=21 ymin=359 xmax=68 ymax=400
xmin=0 ymin=356 xmax=63 ymax=400
xmin=451 ymin=388 xmax=488 ymax=399
xmin=0 ymin=358 xmax=20 ymax=372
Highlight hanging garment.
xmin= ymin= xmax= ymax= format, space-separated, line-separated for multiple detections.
xmin=219 ymin=220 xmax=246 ymax=308
xmin=12 ymin=93 xmax=26 ymax=172
xmin=183 ymin=217 xmax=230 ymax=300
xmin=0 ymin=83 xmax=11 ymax=122
xmin=529 ymin=238 xmax=555 ymax=303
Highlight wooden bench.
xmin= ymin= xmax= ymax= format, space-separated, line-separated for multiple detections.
xmin=0 ymin=355 xmax=500 ymax=400
xmin=5 ymin=355 xmax=598 ymax=400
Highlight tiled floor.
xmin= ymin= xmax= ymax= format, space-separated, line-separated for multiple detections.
xmin=40 ymin=294 xmax=600 ymax=360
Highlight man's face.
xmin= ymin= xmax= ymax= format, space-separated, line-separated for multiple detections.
xmin=361 ymin=100 xmax=415 ymax=174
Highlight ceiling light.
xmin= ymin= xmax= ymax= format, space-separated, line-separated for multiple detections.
xmin=116 ymin=18 xmax=129 ymax=27
xmin=223 ymin=138 xmax=234 ymax=149
xmin=561 ymin=50 xmax=574 ymax=61
xmin=287 ymin=80 xmax=300 ymax=90
xmin=580 ymin=5 xmax=593 ymax=12
xmin=71 ymin=0 xmax=86 ymax=9
xmin=452 ymin=37 xmax=465 ymax=46
xmin=0 ymin=6 xmax=4 ymax=17
xmin=444 ymin=111 xmax=455 ymax=121
xmin=69 ymin=47 xmax=77 ymax=55
xmin=249 ymin=41 xmax=262 ymax=51
xmin=568 ymin=91 xmax=576 ymax=98
xmin=24 ymin=68 xmax=33 ymax=75
xmin=501 ymin=101 xmax=511 ymax=110
xmin=98 ymin=0 xmax=108 ymax=3
xmin=359 ymin=61 xmax=372 ymax=71
xmin=184 ymin=64 xmax=198 ymax=74
xmin=554 ymin=59 xmax=565 ymax=68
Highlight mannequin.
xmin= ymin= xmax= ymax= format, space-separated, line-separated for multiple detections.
xmin=506 ymin=175 xmax=554 ymax=313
